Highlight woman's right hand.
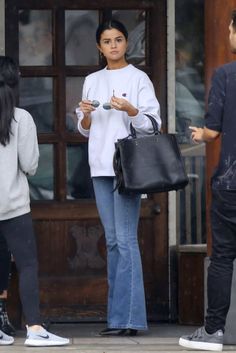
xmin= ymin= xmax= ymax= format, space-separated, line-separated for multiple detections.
xmin=78 ymin=100 xmax=94 ymax=129
xmin=79 ymin=100 xmax=95 ymax=117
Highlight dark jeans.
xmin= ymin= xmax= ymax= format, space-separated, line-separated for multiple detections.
xmin=0 ymin=213 xmax=41 ymax=325
xmin=205 ymin=189 xmax=236 ymax=333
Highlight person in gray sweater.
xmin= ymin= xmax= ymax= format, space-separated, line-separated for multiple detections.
xmin=0 ymin=56 xmax=69 ymax=347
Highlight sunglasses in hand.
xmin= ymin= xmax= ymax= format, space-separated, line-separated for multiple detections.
xmin=91 ymin=100 xmax=112 ymax=110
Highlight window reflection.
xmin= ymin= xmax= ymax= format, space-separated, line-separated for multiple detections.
xmin=175 ymin=0 xmax=206 ymax=245
xmin=112 ymin=10 xmax=146 ymax=65
xmin=65 ymin=10 xmax=99 ymax=66
xmin=175 ymin=1 xmax=205 ymax=144
xmin=66 ymin=145 xmax=94 ymax=199
xmin=19 ymin=10 xmax=52 ymax=66
xmin=175 ymin=39 xmax=205 ymax=143
xmin=28 ymin=144 xmax=54 ymax=200
xmin=19 ymin=77 xmax=53 ymax=133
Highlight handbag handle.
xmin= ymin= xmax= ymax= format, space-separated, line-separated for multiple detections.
xmin=130 ymin=114 xmax=160 ymax=138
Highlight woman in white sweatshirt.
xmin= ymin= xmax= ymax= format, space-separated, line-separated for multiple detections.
xmin=77 ymin=20 xmax=161 ymax=336
xmin=0 ymin=56 xmax=69 ymax=347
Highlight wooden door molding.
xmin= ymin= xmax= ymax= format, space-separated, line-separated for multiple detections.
xmin=5 ymin=0 xmax=168 ymax=323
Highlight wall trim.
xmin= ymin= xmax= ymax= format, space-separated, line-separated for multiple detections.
xmin=167 ymin=0 xmax=177 ymax=321
xmin=167 ymin=0 xmax=176 ymax=247
xmin=0 ymin=0 xmax=5 ymax=55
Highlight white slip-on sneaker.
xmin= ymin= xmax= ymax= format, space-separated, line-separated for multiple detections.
xmin=24 ymin=327 xmax=69 ymax=347
xmin=0 ymin=329 xmax=14 ymax=345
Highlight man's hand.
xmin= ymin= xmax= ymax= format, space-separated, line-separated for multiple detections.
xmin=189 ymin=126 xmax=204 ymax=143
xmin=189 ymin=126 xmax=220 ymax=143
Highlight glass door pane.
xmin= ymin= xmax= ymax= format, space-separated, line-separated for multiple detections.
xmin=19 ymin=77 xmax=54 ymax=132
xmin=29 ymin=144 xmax=54 ymax=200
xmin=112 ymin=10 xmax=146 ymax=65
xmin=65 ymin=10 xmax=99 ymax=66
xmin=19 ymin=10 xmax=52 ymax=66
xmin=66 ymin=144 xmax=94 ymax=199
xmin=66 ymin=77 xmax=84 ymax=132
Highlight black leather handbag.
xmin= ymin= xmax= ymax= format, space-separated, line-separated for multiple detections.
xmin=113 ymin=115 xmax=189 ymax=194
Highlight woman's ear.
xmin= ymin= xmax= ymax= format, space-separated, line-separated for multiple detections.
xmin=97 ymin=44 xmax=102 ymax=55
xmin=97 ymin=44 xmax=105 ymax=59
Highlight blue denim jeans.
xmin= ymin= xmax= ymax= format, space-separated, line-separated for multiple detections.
xmin=92 ymin=177 xmax=148 ymax=330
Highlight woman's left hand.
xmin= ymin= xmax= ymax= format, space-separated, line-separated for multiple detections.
xmin=110 ymin=96 xmax=138 ymax=117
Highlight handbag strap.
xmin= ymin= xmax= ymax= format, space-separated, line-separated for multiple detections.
xmin=130 ymin=114 xmax=160 ymax=138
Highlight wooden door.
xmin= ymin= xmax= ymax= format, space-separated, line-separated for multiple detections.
xmin=5 ymin=0 xmax=168 ymax=323
xmin=205 ymin=0 xmax=236 ymax=253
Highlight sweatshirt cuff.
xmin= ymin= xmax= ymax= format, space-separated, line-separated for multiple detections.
xmin=75 ymin=107 xmax=83 ymax=120
xmin=128 ymin=111 xmax=144 ymax=125
xmin=76 ymin=107 xmax=90 ymax=137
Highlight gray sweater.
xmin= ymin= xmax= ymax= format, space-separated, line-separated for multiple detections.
xmin=0 ymin=107 xmax=39 ymax=220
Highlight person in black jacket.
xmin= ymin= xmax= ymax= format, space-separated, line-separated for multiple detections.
xmin=179 ymin=9 xmax=236 ymax=352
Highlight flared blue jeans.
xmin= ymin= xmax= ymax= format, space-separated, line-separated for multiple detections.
xmin=92 ymin=177 xmax=147 ymax=330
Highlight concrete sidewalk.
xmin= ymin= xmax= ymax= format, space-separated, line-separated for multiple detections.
xmin=0 ymin=323 xmax=236 ymax=352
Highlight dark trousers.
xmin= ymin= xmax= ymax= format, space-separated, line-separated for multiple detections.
xmin=205 ymin=189 xmax=236 ymax=333
xmin=0 ymin=213 xmax=41 ymax=325
xmin=0 ymin=236 xmax=11 ymax=294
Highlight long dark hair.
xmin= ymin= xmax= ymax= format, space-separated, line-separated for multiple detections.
xmin=232 ymin=9 xmax=236 ymax=31
xmin=0 ymin=56 xmax=19 ymax=146
xmin=96 ymin=19 xmax=128 ymax=44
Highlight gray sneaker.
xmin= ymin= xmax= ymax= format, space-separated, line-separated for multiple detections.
xmin=24 ymin=327 xmax=70 ymax=347
xmin=0 ymin=329 xmax=14 ymax=345
xmin=179 ymin=326 xmax=223 ymax=351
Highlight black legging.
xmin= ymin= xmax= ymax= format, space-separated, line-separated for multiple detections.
xmin=0 ymin=212 xmax=41 ymax=325
xmin=0 ymin=236 xmax=11 ymax=295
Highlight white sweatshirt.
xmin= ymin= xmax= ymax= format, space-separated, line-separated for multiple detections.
xmin=77 ymin=64 xmax=161 ymax=177
xmin=0 ymin=108 xmax=39 ymax=220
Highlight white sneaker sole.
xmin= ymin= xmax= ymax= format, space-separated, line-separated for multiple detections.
xmin=179 ymin=337 xmax=223 ymax=351
xmin=24 ymin=338 xmax=69 ymax=347
xmin=0 ymin=338 xmax=14 ymax=345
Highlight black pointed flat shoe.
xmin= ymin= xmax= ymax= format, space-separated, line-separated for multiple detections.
xmin=98 ymin=328 xmax=138 ymax=336
xmin=125 ymin=329 xmax=138 ymax=336
xmin=98 ymin=328 xmax=127 ymax=336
